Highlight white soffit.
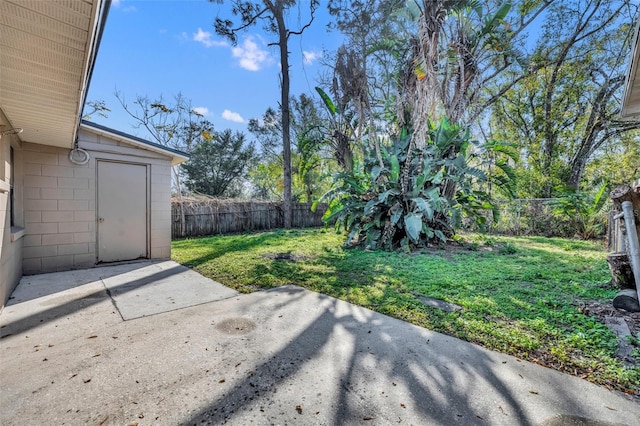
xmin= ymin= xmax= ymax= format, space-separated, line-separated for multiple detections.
xmin=622 ymin=13 xmax=640 ymax=119
xmin=0 ymin=0 xmax=103 ymax=147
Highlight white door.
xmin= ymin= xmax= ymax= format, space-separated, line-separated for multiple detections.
xmin=97 ymin=161 xmax=148 ymax=262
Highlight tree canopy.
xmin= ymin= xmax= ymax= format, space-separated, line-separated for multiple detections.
xmin=489 ymin=0 xmax=640 ymax=196
xmin=182 ymin=127 xmax=255 ymax=197
xmin=102 ymin=0 xmax=640 ymax=244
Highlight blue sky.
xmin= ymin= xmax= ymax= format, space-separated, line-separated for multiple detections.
xmin=85 ymin=0 xmax=344 ymax=139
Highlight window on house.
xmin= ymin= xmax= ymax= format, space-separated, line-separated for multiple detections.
xmin=10 ymin=146 xmax=14 ymax=227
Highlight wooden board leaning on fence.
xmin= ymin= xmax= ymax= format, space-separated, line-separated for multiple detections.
xmin=607 ymin=180 xmax=640 ymax=312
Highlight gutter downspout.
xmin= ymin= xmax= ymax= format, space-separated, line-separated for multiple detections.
xmin=620 ymin=201 xmax=640 ymax=302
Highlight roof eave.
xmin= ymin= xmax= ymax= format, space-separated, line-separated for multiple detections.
xmin=621 ymin=13 xmax=640 ymax=119
xmin=72 ymin=0 xmax=112 ymax=144
xmin=80 ymin=121 xmax=189 ymax=166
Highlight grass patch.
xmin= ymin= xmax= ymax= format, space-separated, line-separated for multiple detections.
xmin=172 ymin=228 xmax=639 ymax=394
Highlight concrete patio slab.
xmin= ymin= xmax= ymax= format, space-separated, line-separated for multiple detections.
xmin=101 ymin=261 xmax=238 ymax=320
xmin=1 ymin=263 xmax=639 ymax=426
xmin=2 ymin=260 xmax=239 ymax=323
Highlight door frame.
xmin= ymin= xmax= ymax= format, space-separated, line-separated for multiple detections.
xmin=95 ymin=159 xmax=151 ymax=263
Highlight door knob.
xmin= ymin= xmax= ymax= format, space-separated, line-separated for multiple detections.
xmin=98 ymin=217 xmax=105 ymax=223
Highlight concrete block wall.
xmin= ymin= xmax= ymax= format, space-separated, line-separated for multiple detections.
xmin=150 ymin=164 xmax=172 ymax=259
xmin=21 ymin=142 xmax=97 ymax=274
xmin=20 ymin=128 xmax=174 ymax=275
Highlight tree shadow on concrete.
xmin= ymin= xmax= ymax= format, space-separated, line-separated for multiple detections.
xmin=1 ymin=263 xmax=193 ymax=337
xmin=182 ymin=286 xmax=610 ymax=426
xmin=7 ymin=260 xmax=167 ymax=304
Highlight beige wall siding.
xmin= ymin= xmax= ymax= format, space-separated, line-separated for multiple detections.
xmin=0 ymin=132 xmax=24 ymax=309
xmin=18 ymin=128 xmax=174 ymax=275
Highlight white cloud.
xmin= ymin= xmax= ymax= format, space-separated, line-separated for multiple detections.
xmin=193 ymin=28 xmax=227 ymax=48
xmin=192 ymin=30 xmax=269 ymax=71
xmin=222 ymin=109 xmax=245 ymax=123
xmin=303 ymin=50 xmax=322 ymax=65
xmin=112 ymin=1 xmax=136 ymax=12
xmin=232 ymin=36 xmax=269 ymax=71
xmin=192 ymin=106 xmax=210 ymax=117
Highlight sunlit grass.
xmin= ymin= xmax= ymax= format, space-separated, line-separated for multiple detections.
xmin=172 ymin=228 xmax=639 ymax=394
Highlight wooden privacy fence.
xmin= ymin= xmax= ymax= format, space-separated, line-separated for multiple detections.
xmin=173 ymin=197 xmax=611 ymax=240
xmin=172 ymin=198 xmax=328 ymax=239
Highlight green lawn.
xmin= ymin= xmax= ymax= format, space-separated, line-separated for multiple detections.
xmin=172 ymin=228 xmax=639 ymax=395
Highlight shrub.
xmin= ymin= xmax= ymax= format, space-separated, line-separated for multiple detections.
xmin=549 ymin=183 xmax=609 ymax=240
xmin=317 ymin=118 xmax=511 ymax=250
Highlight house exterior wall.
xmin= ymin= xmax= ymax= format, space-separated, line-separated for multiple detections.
xmin=0 ymin=132 xmax=24 ymax=309
xmin=20 ymin=128 xmax=173 ymax=275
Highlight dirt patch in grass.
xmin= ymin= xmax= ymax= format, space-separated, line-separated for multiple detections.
xmin=580 ymin=301 xmax=640 ymax=373
xmin=415 ymin=240 xmax=515 ymax=260
xmin=581 ymin=301 xmax=640 ymax=338
xmin=261 ymin=252 xmax=312 ymax=262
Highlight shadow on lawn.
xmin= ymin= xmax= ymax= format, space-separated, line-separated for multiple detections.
xmin=174 ymin=232 xmax=278 ymax=268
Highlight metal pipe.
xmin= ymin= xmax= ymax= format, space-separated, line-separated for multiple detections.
xmin=0 ymin=127 xmax=23 ymax=137
xmin=621 ymin=201 xmax=640 ymax=302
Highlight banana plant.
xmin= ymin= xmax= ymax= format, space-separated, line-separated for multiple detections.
xmin=316 ymin=117 xmax=504 ymax=250
xmin=315 ymin=87 xmax=356 ymax=171
xmin=550 ymin=182 xmax=610 ymax=240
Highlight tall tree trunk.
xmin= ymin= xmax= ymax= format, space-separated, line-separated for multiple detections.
xmin=566 ymin=156 xmax=587 ymax=191
xmin=273 ymin=2 xmax=292 ymax=229
xmin=540 ymin=146 xmax=554 ymax=198
xmin=566 ymin=75 xmax=633 ymax=191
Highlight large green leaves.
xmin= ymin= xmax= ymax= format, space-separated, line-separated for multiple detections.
xmin=390 ymin=155 xmax=400 ymax=182
xmin=412 ymin=197 xmax=434 ymax=220
xmin=318 ymin=117 xmax=504 ymax=250
xmin=404 ymin=213 xmax=423 ymax=243
xmin=315 ymin=87 xmax=337 ymax=116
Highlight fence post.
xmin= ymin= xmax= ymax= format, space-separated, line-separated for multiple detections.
xmin=607 ymin=210 xmax=624 ymax=252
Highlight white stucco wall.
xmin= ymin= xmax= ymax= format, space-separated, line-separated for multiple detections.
xmin=20 ymin=128 xmax=173 ymax=275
